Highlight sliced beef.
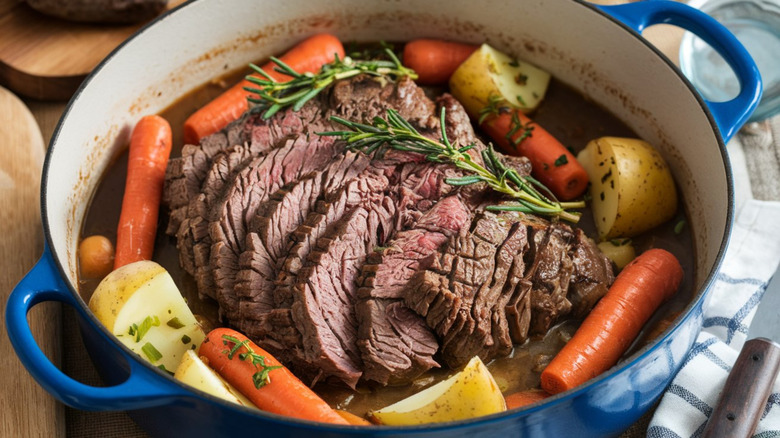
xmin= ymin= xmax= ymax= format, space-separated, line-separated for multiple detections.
xmin=405 ymin=213 xmax=614 ymax=369
xmin=356 ymin=195 xmax=471 ymax=385
xmin=209 ymin=133 xmax=341 ymax=324
xmin=234 ymin=152 xmax=371 ymax=326
xmin=290 ymin=194 xmax=397 ymax=387
xmin=240 ymin=166 xmax=392 ymax=362
xmin=164 ymin=104 xmax=324 ymax=235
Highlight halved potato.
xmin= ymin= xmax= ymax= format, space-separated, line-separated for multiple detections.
xmin=369 ymin=356 xmax=506 ymax=425
xmin=577 ymin=137 xmax=677 ymax=240
xmin=88 ymin=260 xmax=206 ymax=372
xmin=174 ymin=350 xmax=257 ymax=409
xmin=449 ymin=43 xmax=550 ymax=118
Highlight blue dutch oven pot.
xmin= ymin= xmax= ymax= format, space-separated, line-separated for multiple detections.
xmin=5 ymin=0 xmax=761 ymax=436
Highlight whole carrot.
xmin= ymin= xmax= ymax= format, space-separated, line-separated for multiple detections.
xmin=540 ymin=248 xmax=683 ymax=395
xmin=199 ymin=328 xmax=348 ymax=425
xmin=504 ymin=388 xmax=550 ymax=410
xmin=183 ymin=33 xmax=345 ymax=145
xmin=481 ymin=108 xmax=589 ymax=201
xmin=114 ymin=115 xmax=172 ymax=269
xmin=403 ymin=39 xmax=478 ymax=85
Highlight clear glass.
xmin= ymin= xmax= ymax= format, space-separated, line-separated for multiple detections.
xmin=680 ymin=0 xmax=780 ymax=122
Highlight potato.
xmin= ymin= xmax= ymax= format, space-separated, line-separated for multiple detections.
xmin=369 ymin=356 xmax=506 ymax=425
xmin=577 ymin=137 xmax=677 ymax=240
xmin=88 ymin=260 xmax=205 ymax=373
xmin=174 ymin=350 xmax=257 ymax=409
xmin=597 ymin=239 xmax=636 ymax=270
xmin=449 ymin=43 xmax=551 ymax=119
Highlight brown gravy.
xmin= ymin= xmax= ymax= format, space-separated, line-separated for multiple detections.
xmin=78 ymin=62 xmax=694 ymax=417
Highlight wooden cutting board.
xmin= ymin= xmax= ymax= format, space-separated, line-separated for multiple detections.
xmin=0 ymin=0 xmax=184 ymax=101
xmin=0 ymin=85 xmax=63 ymax=438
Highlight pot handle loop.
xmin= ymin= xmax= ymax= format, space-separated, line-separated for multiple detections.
xmin=597 ymin=0 xmax=762 ymax=143
xmin=5 ymin=245 xmax=190 ymax=411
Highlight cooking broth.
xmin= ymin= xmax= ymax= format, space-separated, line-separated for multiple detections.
xmin=78 ymin=57 xmax=695 ymax=417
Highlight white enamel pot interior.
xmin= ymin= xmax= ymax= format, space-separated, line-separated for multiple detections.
xmin=22 ymin=0 xmax=756 ymax=436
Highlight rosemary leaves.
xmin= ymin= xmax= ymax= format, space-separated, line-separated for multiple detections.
xmin=321 ymin=108 xmax=583 ymax=222
xmin=244 ymin=49 xmax=417 ymax=119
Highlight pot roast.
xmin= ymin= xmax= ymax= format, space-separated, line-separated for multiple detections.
xmin=163 ymin=74 xmax=615 ymax=388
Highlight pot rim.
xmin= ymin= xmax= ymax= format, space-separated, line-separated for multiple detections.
xmin=37 ymin=0 xmax=735 ymax=431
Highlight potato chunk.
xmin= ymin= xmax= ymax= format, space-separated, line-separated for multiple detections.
xmin=449 ymin=43 xmax=550 ymax=118
xmin=577 ymin=137 xmax=677 ymax=240
xmin=369 ymin=356 xmax=506 ymax=425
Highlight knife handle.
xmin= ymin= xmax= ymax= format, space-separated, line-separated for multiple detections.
xmin=702 ymin=338 xmax=780 ymax=438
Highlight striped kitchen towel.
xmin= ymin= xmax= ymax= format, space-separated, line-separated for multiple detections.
xmin=648 ymin=123 xmax=780 ymax=437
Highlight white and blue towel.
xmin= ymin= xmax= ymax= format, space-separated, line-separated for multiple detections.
xmin=649 ymin=136 xmax=780 ymax=437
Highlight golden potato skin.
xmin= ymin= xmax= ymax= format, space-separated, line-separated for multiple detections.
xmin=578 ymin=137 xmax=677 ymax=240
xmin=449 ymin=43 xmax=550 ymax=118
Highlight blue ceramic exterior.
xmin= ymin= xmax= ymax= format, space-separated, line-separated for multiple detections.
xmin=5 ymin=1 xmax=762 ymax=436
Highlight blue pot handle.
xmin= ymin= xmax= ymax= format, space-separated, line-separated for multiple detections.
xmin=5 ymin=245 xmax=189 ymax=411
xmin=596 ymin=0 xmax=763 ymax=143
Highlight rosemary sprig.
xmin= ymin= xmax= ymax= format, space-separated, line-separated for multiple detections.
xmin=244 ymin=49 xmax=417 ymax=119
xmin=222 ymin=335 xmax=282 ymax=389
xmin=321 ymin=108 xmax=583 ymax=223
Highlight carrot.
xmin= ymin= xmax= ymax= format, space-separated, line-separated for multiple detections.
xmin=481 ymin=109 xmax=589 ymax=201
xmin=540 ymin=248 xmax=683 ymax=395
xmin=198 ymin=328 xmax=348 ymax=425
xmin=183 ymin=33 xmax=345 ymax=145
xmin=402 ymin=39 xmax=478 ymax=85
xmin=504 ymin=388 xmax=551 ymax=410
xmin=114 ymin=115 xmax=172 ymax=269
xmin=335 ymin=409 xmax=371 ymax=426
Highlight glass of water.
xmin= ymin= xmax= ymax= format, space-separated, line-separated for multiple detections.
xmin=679 ymin=0 xmax=780 ymax=122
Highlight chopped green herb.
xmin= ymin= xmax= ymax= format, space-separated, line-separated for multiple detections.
xmin=506 ymin=110 xmax=535 ymax=147
xmin=129 ymin=315 xmax=160 ymax=342
xmin=674 ymin=219 xmax=686 ymax=234
xmin=222 ymin=335 xmax=282 ymax=389
xmin=508 ymin=59 xmax=520 ymax=67
xmin=609 ymin=238 xmax=632 ymax=246
xmin=142 ymin=342 xmax=163 ymax=363
xmin=181 ymin=334 xmax=192 ymax=344
xmin=515 ymin=73 xmax=528 ymax=85
xmin=166 ymin=317 xmax=185 ymax=329
xmin=554 ymin=154 xmax=568 ymax=167
xmin=516 ymin=94 xmax=527 ymax=107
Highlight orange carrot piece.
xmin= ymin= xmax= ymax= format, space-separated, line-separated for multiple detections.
xmin=504 ymin=388 xmax=551 ymax=410
xmin=481 ymin=109 xmax=589 ymax=201
xmin=199 ymin=328 xmax=348 ymax=425
xmin=540 ymin=248 xmax=683 ymax=394
xmin=403 ymin=39 xmax=478 ymax=85
xmin=114 ymin=115 xmax=172 ymax=269
xmin=335 ymin=409 xmax=371 ymax=426
xmin=183 ymin=33 xmax=345 ymax=145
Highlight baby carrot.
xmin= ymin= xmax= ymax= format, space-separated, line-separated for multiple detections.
xmin=199 ymin=328 xmax=348 ymax=425
xmin=114 ymin=115 xmax=172 ymax=269
xmin=335 ymin=409 xmax=371 ymax=426
xmin=504 ymin=388 xmax=551 ymax=410
xmin=481 ymin=108 xmax=589 ymax=201
xmin=183 ymin=33 xmax=345 ymax=145
xmin=402 ymin=39 xmax=478 ymax=85
xmin=540 ymin=248 xmax=683 ymax=394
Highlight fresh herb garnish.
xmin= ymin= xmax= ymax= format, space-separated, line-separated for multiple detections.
xmin=142 ymin=342 xmax=163 ymax=363
xmin=244 ymin=49 xmax=417 ymax=119
xmin=674 ymin=219 xmax=686 ymax=234
xmin=609 ymin=238 xmax=632 ymax=246
xmin=181 ymin=334 xmax=192 ymax=344
xmin=166 ymin=317 xmax=185 ymax=329
xmin=128 ymin=315 xmax=160 ymax=342
xmin=222 ymin=335 xmax=282 ymax=389
xmin=506 ymin=110 xmax=535 ymax=147
xmin=321 ymin=108 xmax=583 ymax=222
xmin=554 ymin=154 xmax=568 ymax=167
